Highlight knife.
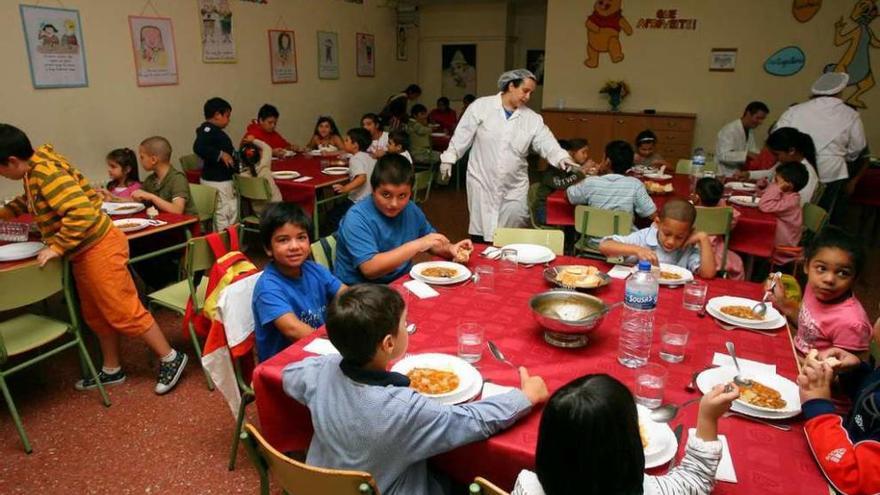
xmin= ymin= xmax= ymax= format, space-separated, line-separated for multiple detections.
xmin=668 ymin=424 xmax=684 ymax=470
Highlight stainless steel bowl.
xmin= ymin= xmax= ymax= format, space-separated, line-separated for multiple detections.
xmin=529 ymin=290 xmax=610 ymax=348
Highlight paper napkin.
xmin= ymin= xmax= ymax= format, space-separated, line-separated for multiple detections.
xmin=293 ymin=176 xmax=312 ymax=182
xmin=481 ymin=246 xmax=501 ymax=259
xmin=688 ymin=428 xmax=737 ymax=482
xmin=712 ymin=353 xmax=776 ymax=374
xmin=403 ymin=280 xmax=439 ymax=299
xmin=481 ymin=382 xmax=515 ymax=399
xmin=303 ymin=338 xmax=339 ymax=356
xmin=608 ymin=265 xmax=634 ymax=280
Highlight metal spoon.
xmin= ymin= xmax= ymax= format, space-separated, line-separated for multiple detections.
xmin=725 ymin=341 xmax=753 ymax=387
xmin=487 ymin=341 xmax=516 ymax=369
xmin=714 ymin=319 xmax=778 ymax=337
xmin=752 ymin=272 xmax=781 ymax=318
xmin=650 ymin=397 xmax=702 ymax=423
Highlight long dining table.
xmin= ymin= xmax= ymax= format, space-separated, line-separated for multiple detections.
xmin=252 ymin=246 xmax=828 ymax=494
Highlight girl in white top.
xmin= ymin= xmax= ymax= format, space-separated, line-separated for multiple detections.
xmin=511 ymin=374 xmax=740 ymax=495
xmin=362 ymin=113 xmax=389 ymax=158
xmin=735 ymin=127 xmax=819 ymax=205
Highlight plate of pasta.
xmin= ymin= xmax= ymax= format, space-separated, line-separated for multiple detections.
xmin=410 ymin=261 xmax=471 ymax=285
xmin=705 ymin=296 xmax=785 ymax=330
xmin=696 ymin=366 xmax=800 ymax=418
xmin=391 ymin=353 xmax=483 ymax=405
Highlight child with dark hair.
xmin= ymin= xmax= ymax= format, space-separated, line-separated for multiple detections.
xmin=462 ymin=94 xmax=476 ymax=113
xmin=511 ymin=374 xmax=739 ymax=495
xmin=533 ymin=138 xmax=590 ymax=225
xmin=406 ymin=104 xmax=440 ymax=165
xmin=252 ymin=202 xmax=346 ymax=362
xmin=633 ymin=129 xmax=669 ymax=170
xmin=600 ymin=198 xmax=717 ymax=278
xmin=194 ymin=96 xmax=237 ymax=230
xmin=736 ymin=127 xmax=819 ymax=205
xmin=325 ymin=128 xmax=377 ymax=233
xmin=334 ymin=154 xmax=471 ymax=284
xmin=100 ymin=148 xmax=141 ymax=201
xmin=692 ymin=177 xmax=744 ymax=280
xmin=361 ymin=113 xmax=388 ymax=157
xmin=428 ymin=96 xmax=457 ymax=134
xmin=242 ymin=103 xmax=298 ymax=156
xmin=387 ymin=129 xmax=413 ymax=164
xmin=758 ymin=161 xmax=808 ymax=265
xmin=306 ymin=116 xmax=345 ymax=151
xmin=282 ymin=283 xmax=548 ymax=495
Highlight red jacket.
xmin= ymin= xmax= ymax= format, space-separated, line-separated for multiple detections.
xmin=243 ymin=120 xmax=291 ymax=150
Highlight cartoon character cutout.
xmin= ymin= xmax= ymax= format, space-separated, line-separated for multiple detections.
xmin=38 ymin=23 xmax=60 ymax=50
xmin=61 ymin=19 xmax=78 ymax=49
xmin=827 ymin=0 xmax=880 ymax=108
xmin=584 ymin=0 xmax=633 ymax=68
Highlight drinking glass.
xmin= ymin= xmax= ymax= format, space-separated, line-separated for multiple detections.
xmin=682 ymin=280 xmax=708 ymax=311
xmin=457 ymin=322 xmax=484 ymax=363
xmin=499 ymin=248 xmax=518 ymax=273
xmin=659 ymin=324 xmax=689 ymax=363
xmin=634 ymin=363 xmax=667 ymax=409
xmin=475 ymin=265 xmax=495 ymax=293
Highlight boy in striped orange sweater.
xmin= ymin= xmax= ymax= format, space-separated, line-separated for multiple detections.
xmin=0 ymin=124 xmax=187 ymax=394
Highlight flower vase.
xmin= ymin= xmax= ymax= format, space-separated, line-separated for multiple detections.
xmin=609 ymin=90 xmax=622 ymax=112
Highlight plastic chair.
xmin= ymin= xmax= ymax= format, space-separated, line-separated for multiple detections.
xmin=492 ymin=227 xmax=565 ymax=255
xmin=310 ymin=234 xmax=337 ymax=271
xmin=469 ymin=477 xmax=509 ymax=495
xmin=233 ymin=175 xmax=274 ymax=237
xmin=675 ymin=159 xmax=718 ymax=175
xmin=770 ymin=203 xmax=828 ymax=273
xmin=228 ymin=346 xmax=255 ymax=471
xmin=527 ymin=183 xmax=557 ymax=230
xmin=413 ymin=169 xmax=434 ymax=204
xmin=694 ymin=206 xmax=733 ymax=277
xmin=811 ymin=181 xmax=826 ymax=205
xmin=573 ymin=205 xmax=633 ymax=260
xmin=189 ymin=183 xmax=218 ymax=233
xmin=147 ymin=232 xmax=233 ymax=391
xmin=241 ymin=423 xmax=380 ymax=495
xmin=179 ymin=153 xmax=203 ymax=171
xmin=0 ymin=259 xmax=110 ymax=453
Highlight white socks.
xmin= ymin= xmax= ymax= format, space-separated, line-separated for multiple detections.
xmin=160 ymin=349 xmax=178 ymax=363
xmin=102 ymin=366 xmax=121 ymax=375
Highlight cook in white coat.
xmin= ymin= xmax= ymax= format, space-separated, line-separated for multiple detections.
xmin=439 ymin=69 xmax=575 ymax=242
xmin=714 ymin=101 xmax=770 ymax=177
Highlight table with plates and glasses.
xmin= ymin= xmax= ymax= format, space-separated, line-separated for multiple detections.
xmin=253 ymin=244 xmax=827 ymax=495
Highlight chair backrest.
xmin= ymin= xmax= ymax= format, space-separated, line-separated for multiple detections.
xmin=695 ymin=206 xmax=733 ymax=276
xmin=811 ymin=181 xmax=826 ymax=205
xmin=527 ymin=183 xmax=543 ymax=228
xmin=234 ymin=175 xmax=274 ymax=201
xmin=0 ymin=258 xmax=63 ymax=312
xmin=470 ymin=477 xmax=509 ymax=495
xmin=492 ymin=227 xmax=565 ymax=255
xmin=573 ymin=205 xmax=633 ymax=238
xmin=186 ymin=230 xmax=232 ymax=276
xmin=675 ymin=159 xmax=718 ymax=175
xmin=179 ymin=153 xmax=203 ymax=171
xmin=310 ymin=234 xmax=337 ymax=271
xmin=803 ymin=203 xmax=828 ymax=234
xmin=189 ymin=183 xmax=219 ymax=224
xmin=413 ymin=169 xmax=434 ymax=204
xmin=242 ymin=423 xmax=379 ymax=495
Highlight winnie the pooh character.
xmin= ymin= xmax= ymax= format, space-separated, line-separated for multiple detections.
xmin=584 ymin=0 xmax=633 ymax=68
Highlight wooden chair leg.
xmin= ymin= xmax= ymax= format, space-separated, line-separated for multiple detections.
xmin=188 ymin=324 xmax=215 ymax=391
xmin=75 ymin=336 xmax=111 ymax=407
xmin=0 ymin=375 xmax=32 ymax=453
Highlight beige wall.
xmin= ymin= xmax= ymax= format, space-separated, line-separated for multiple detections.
xmin=510 ymin=2 xmax=547 ymax=111
xmin=0 ymin=0 xmax=415 ymax=198
xmin=545 ymin=0 xmax=879 ymax=154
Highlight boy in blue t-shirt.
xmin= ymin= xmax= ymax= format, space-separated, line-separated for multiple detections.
xmin=252 ymin=202 xmax=347 ymax=362
xmin=333 ymin=154 xmax=472 ymax=285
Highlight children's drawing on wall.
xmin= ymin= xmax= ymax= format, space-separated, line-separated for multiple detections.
xmin=825 ymin=0 xmax=879 ymax=108
xmin=584 ymin=0 xmax=632 ymax=68
xmin=129 ymin=16 xmax=179 ymax=86
xmin=199 ymin=0 xmax=235 ymax=63
xmin=441 ymin=44 xmax=477 ymax=100
xmin=793 ymin=0 xmax=822 ymax=23
xmin=20 ymin=5 xmax=88 ymax=88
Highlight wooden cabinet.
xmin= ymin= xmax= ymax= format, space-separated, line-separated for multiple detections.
xmin=542 ymin=109 xmax=696 ymax=164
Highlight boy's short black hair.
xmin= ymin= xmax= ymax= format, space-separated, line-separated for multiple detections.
xmin=347 ymin=128 xmax=372 ymax=152
xmin=0 ymin=124 xmax=35 ymax=165
xmin=388 ymin=130 xmax=410 ymax=151
xmin=410 ymin=104 xmax=428 ymax=117
xmin=361 ymin=113 xmax=382 ymax=128
xmin=561 ymin=138 xmax=588 ymax=151
xmin=204 ymin=97 xmax=232 ymax=119
xmin=463 ymin=94 xmax=476 ymax=104
xmin=258 ymin=202 xmax=312 ymax=251
xmin=695 ymin=177 xmax=724 ymax=207
xmin=660 ymin=197 xmax=697 ymax=225
xmin=775 ymin=161 xmax=809 ymax=192
xmin=604 ymin=140 xmax=634 ymax=174
xmin=744 ymin=101 xmax=769 ymax=115
xmin=326 ymin=284 xmax=405 ymax=366
xmin=258 ymin=104 xmax=279 ymax=121
xmin=405 ymin=84 xmax=422 ymax=95
xmin=437 ymin=97 xmax=450 ymax=106
xmin=371 ymin=154 xmax=415 ymax=189
xmin=806 ymin=225 xmax=866 ymax=277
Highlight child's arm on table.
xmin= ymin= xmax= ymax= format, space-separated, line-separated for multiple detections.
xmin=332 ymin=174 xmax=365 ymax=194
xmin=359 ymin=232 xmax=450 ymax=280
xmin=599 ymin=239 xmax=659 ymax=266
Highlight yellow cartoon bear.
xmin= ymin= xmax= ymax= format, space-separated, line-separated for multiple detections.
xmin=584 ymin=0 xmax=633 ymax=68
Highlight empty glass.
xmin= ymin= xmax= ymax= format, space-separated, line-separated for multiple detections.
xmin=659 ymin=324 xmax=689 ymax=363
xmin=475 ymin=265 xmax=495 ymax=293
xmin=682 ymin=280 xmax=708 ymax=311
xmin=457 ymin=322 xmax=484 ymax=363
xmin=499 ymin=248 xmax=518 ymax=273
xmin=634 ymin=363 xmax=667 ymax=409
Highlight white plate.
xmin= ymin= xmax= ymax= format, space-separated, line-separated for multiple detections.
xmin=430 ymin=132 xmax=447 ymax=137
xmin=500 ymin=243 xmax=556 ymax=264
xmin=410 ymin=261 xmax=471 ymax=285
xmin=322 ymin=167 xmax=349 ymax=176
xmin=271 ymin=171 xmax=301 ymax=180
xmin=0 ymin=242 xmax=44 ymax=262
xmin=645 ymin=263 xmax=693 ymax=286
xmin=102 ymin=202 xmax=145 ymax=216
xmin=696 ymin=366 xmax=801 ymax=418
xmin=113 ymin=218 xmax=151 ymax=233
xmin=705 ymin=296 xmax=785 ymax=329
xmin=391 ymin=353 xmax=483 ymax=405
xmin=644 ymin=173 xmax=672 ymax=180
xmin=729 ymin=195 xmax=759 ymax=208
xmin=638 ymin=405 xmax=677 ymax=468
xmin=727 ymin=181 xmax=757 ymax=192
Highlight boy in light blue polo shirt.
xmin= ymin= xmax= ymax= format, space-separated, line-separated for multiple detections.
xmin=334 ymin=154 xmax=472 ymax=285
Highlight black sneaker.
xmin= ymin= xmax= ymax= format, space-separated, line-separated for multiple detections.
xmin=155 ymin=351 xmax=187 ymax=395
xmin=75 ymin=370 xmax=126 ymax=391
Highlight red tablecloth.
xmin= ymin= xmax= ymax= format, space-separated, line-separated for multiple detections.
xmin=253 ymin=248 xmax=826 ymax=494
xmin=546 ymin=174 xmax=778 ymax=258
xmin=851 ymin=168 xmax=880 ymax=207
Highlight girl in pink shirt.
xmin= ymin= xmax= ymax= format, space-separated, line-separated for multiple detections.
xmin=100 ymin=148 xmax=141 ymax=201
xmin=692 ymin=177 xmax=744 ymax=280
xmin=758 ymin=161 xmax=807 ymax=266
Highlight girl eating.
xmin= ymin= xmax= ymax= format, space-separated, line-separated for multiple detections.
xmin=305 ymin=116 xmax=345 ymax=151
xmin=633 ymin=130 xmax=668 ymax=170
xmin=100 ymin=148 xmax=141 ymax=201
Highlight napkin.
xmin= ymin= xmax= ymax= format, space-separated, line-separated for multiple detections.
xmin=608 ymin=265 xmax=634 ymax=280
xmin=145 ymin=219 xmax=167 ymax=227
xmin=293 ymin=176 xmax=312 ymax=182
xmin=688 ymin=428 xmax=737 ymax=482
xmin=481 ymin=246 xmax=501 ymax=259
xmin=403 ymin=280 xmax=439 ymax=299
xmin=711 ymin=353 xmax=776 ymax=374
xmin=303 ymin=338 xmax=339 ymax=356
xmin=481 ymin=382 xmax=515 ymax=399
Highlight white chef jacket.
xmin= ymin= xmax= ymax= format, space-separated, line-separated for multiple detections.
xmin=715 ymin=119 xmax=758 ymax=177
xmin=775 ymin=97 xmax=866 ymax=183
xmin=747 ymin=158 xmax=819 ymax=205
xmin=441 ymin=93 xmax=569 ymax=241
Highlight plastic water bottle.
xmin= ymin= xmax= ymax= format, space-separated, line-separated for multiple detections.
xmin=618 ymin=261 xmax=658 ymax=368
xmin=690 ymin=147 xmax=706 ymax=192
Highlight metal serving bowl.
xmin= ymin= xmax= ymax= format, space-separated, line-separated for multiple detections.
xmin=529 ymin=290 xmax=610 ymax=348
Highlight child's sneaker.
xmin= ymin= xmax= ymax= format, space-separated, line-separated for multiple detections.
xmin=155 ymin=351 xmax=187 ymax=395
xmin=74 ymin=370 xmax=126 ymax=391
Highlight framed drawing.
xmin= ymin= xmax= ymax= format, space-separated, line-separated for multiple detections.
xmin=356 ymin=32 xmax=375 ymax=77
xmin=709 ymin=48 xmax=737 ymax=72
xmin=317 ymin=31 xmax=339 ymax=79
xmin=269 ymin=29 xmax=297 ymax=83
xmin=19 ymin=4 xmax=88 ymax=88
xmin=128 ymin=16 xmax=179 ymax=87
xmin=441 ymin=44 xmax=477 ymax=100
xmin=199 ymin=0 xmax=236 ymax=63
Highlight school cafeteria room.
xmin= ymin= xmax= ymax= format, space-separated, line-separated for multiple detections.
xmin=0 ymin=0 xmax=878 ymax=493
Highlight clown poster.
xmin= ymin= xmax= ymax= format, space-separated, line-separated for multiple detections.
xmin=128 ymin=16 xmax=179 ymax=87
xmin=19 ymin=5 xmax=88 ymax=88
xmin=269 ymin=29 xmax=297 ymax=83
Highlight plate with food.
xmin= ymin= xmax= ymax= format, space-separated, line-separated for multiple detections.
xmin=391 ymin=353 xmax=483 ymax=405
xmin=696 ymin=366 xmax=800 ymax=418
xmin=113 ymin=218 xmax=151 ymax=233
xmin=499 ymin=243 xmax=556 ymax=264
xmin=0 ymin=241 xmax=44 ymax=262
xmin=639 ymin=263 xmax=692 ymax=286
xmin=545 ymin=265 xmax=610 ymax=290
xmin=410 ymin=261 xmax=472 ymax=285
xmin=645 ymin=181 xmax=674 ymax=195
xmin=728 ymin=195 xmax=760 ymax=208
xmin=322 ymin=167 xmax=349 ymax=176
xmin=643 ymin=172 xmax=673 ymax=181
xmin=705 ymin=296 xmax=785 ymax=329
xmin=271 ymin=171 xmax=301 ymax=180
xmin=726 ymin=181 xmax=757 ymax=192
xmin=638 ymin=405 xmax=677 ymax=468
xmin=102 ymin=202 xmax=145 ymax=216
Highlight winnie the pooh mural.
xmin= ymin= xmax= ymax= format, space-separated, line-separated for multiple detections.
xmin=584 ymin=0 xmax=633 ymax=68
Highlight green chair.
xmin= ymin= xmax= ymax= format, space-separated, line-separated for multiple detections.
xmin=695 ymin=206 xmax=733 ymax=277
xmin=228 ymin=353 xmax=255 ymax=471
xmin=233 ymin=175 xmax=274 ymax=238
xmin=573 ymin=205 xmax=633 ymax=260
xmin=189 ymin=183 xmax=218 ymax=233
xmin=147 ymin=232 xmax=232 ymax=391
xmin=527 ymin=183 xmax=556 ymax=230
xmin=493 ymin=227 xmax=565 ymax=255
xmin=770 ymin=203 xmax=828 ymax=273
xmin=179 ymin=154 xmax=202 ymax=172
xmin=675 ymin=159 xmax=718 ymax=175
xmin=413 ymin=169 xmax=434 ymax=204
xmin=469 ymin=477 xmax=509 ymax=495
xmin=0 ymin=259 xmax=110 ymax=453
xmin=803 ymin=203 xmax=828 ymax=234
xmin=810 ymin=181 xmax=826 ymax=205
xmin=310 ymin=234 xmax=337 ymax=271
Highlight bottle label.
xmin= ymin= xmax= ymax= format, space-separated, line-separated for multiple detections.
xmin=625 ymin=291 xmax=657 ymax=310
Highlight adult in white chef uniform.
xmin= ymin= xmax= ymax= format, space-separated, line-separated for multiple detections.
xmin=775 ymin=72 xmax=867 ymax=222
xmin=439 ymin=69 xmax=575 ymax=242
xmin=715 ymin=101 xmax=770 ymax=177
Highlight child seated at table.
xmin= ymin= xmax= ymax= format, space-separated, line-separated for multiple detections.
xmin=691 ymin=177 xmax=744 ymax=280
xmin=283 ymin=284 xmax=548 ymax=495
xmin=99 ymin=148 xmax=141 ymax=201
xmin=241 ymin=104 xmax=298 ymax=157
xmin=632 ymin=130 xmax=669 ymax=170
xmin=334 ymin=154 xmax=472 ymax=285
xmin=193 ymin=96 xmax=237 ymax=230
xmin=428 ymin=96 xmax=457 ymax=134
xmin=362 ymin=113 xmax=388 ymax=158
xmin=599 ymin=198 xmax=717 ymax=278
xmin=0 ymin=124 xmax=186 ymax=394
xmin=769 ymin=226 xmax=872 ymax=356
xmin=533 ymin=138 xmax=590 ymax=225
xmin=566 ymin=140 xmax=657 ymax=227
xmin=252 ymin=203 xmax=346 ymax=362
xmin=757 ymin=161 xmax=807 ymax=266
xmin=734 ymin=127 xmax=819 ymax=206
xmin=406 ymin=104 xmax=441 ymax=166
xmin=511 ymin=374 xmax=739 ymax=495
xmin=305 ymin=116 xmax=345 ymax=151
xmin=386 ymin=129 xmax=413 ymax=165
xmin=131 ymin=136 xmax=197 ymax=216
xmin=325 ymin=128 xmax=376 ymax=233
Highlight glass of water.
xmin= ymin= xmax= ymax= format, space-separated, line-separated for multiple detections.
xmin=475 ymin=265 xmax=495 ymax=293
xmin=499 ymin=248 xmax=518 ymax=273
xmin=659 ymin=324 xmax=689 ymax=363
xmin=457 ymin=322 xmax=484 ymax=363
xmin=634 ymin=363 xmax=667 ymax=409
xmin=682 ymin=280 xmax=708 ymax=311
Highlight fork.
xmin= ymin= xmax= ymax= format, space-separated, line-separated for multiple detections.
xmin=714 ymin=319 xmax=778 ymax=337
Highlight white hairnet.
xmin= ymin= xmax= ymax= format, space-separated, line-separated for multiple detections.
xmin=811 ymin=72 xmax=849 ymax=96
xmin=498 ymin=69 xmax=536 ymax=92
